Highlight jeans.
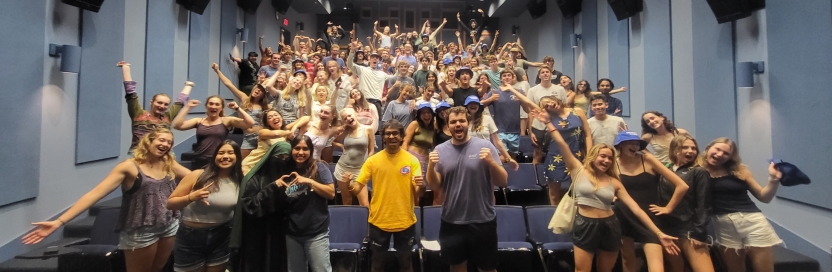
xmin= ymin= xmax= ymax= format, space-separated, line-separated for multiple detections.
xmin=367 ymin=98 xmax=383 ymax=131
xmin=286 ymin=230 xmax=332 ymax=272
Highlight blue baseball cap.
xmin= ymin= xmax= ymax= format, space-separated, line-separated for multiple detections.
xmin=614 ymin=131 xmax=647 ymax=150
xmin=434 ymin=101 xmax=451 ymax=113
xmin=456 ymin=66 xmax=473 ymax=78
xmin=416 ymin=102 xmax=433 ymax=113
xmin=770 ymin=159 xmax=811 ymax=187
xmin=293 ymin=70 xmax=307 ymax=77
xmin=464 ymin=95 xmax=482 ymax=106
xmin=443 ymin=58 xmax=453 ymax=65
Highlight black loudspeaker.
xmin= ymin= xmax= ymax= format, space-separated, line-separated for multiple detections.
xmin=238 ymin=0 xmax=262 ymax=14
xmin=705 ymin=0 xmax=765 ymax=24
xmin=272 ymin=0 xmax=292 ymax=14
xmin=556 ymin=0 xmax=582 ymax=19
xmin=607 ymin=0 xmax=643 ymax=21
xmin=176 ymin=0 xmax=210 ymax=15
xmin=527 ymin=0 xmax=547 ymax=19
xmin=61 ymin=0 xmax=104 ymax=12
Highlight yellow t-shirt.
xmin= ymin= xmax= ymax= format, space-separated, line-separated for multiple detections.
xmin=356 ymin=149 xmax=422 ymax=232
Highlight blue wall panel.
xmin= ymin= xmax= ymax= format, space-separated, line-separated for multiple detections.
xmin=218 ymin=0 xmax=240 ymax=100
xmin=767 ymin=0 xmax=832 ymax=210
xmin=188 ymin=4 xmax=210 ymax=104
xmin=0 ymin=1 xmax=45 ymax=206
xmin=607 ymin=5 xmax=630 ymax=117
xmin=641 ymin=0 xmax=673 ymax=119
xmin=76 ymin=0 xmax=125 ymax=163
xmin=244 ymin=12 xmax=258 ymax=54
xmin=561 ymin=18 xmax=575 ymax=78
xmin=689 ymin=0 xmax=735 ymax=143
xmin=580 ymin=0 xmax=598 ymax=83
xmin=144 ymin=0 xmax=178 ymax=107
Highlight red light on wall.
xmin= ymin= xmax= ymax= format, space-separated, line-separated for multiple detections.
xmin=283 ymin=19 xmax=289 ymax=26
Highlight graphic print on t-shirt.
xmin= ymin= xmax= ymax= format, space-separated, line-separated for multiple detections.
xmin=286 ymin=183 xmax=309 ymax=198
xmin=400 ymin=166 xmax=411 ymax=175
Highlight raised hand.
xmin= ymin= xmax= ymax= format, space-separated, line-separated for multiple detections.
xmin=374 ymin=21 xmax=379 ymax=25
xmin=212 ymin=63 xmax=219 ymax=70
xmin=413 ymin=175 xmax=424 ymax=187
xmin=532 ymin=109 xmax=551 ymax=123
xmin=21 ymin=220 xmax=62 ymax=245
xmin=495 ymin=30 xmax=500 ymax=36
xmin=443 ymin=18 xmax=447 ymax=23
xmin=395 ymin=24 xmax=399 ymax=29
xmin=116 ymin=61 xmax=130 ymax=67
xmin=457 ymin=12 xmax=461 ymax=18
xmin=189 ymin=181 xmax=214 ymax=206
xmin=227 ymin=101 xmax=239 ymax=110
xmin=477 ymin=8 xmax=484 ymax=13
xmin=429 ymin=150 xmax=440 ymax=165
xmin=489 ymin=93 xmax=500 ymax=101
xmin=479 ymin=148 xmax=494 ymax=163
xmin=187 ymin=100 xmax=201 ymax=108
xmin=260 ymin=36 xmax=264 ymax=39
xmin=455 ymin=30 xmax=460 ymax=37
xmin=768 ymin=162 xmax=782 ymax=180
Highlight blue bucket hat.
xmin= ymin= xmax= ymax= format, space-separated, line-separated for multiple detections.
xmin=434 ymin=101 xmax=451 ymax=113
xmin=443 ymin=58 xmax=453 ymax=65
xmin=771 ymin=159 xmax=811 ymax=187
xmin=614 ymin=131 xmax=647 ymax=150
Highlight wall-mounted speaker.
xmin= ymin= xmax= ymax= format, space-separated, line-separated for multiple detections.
xmin=607 ymin=0 xmax=643 ymax=21
xmin=61 ymin=0 xmax=105 ymax=12
xmin=705 ymin=0 xmax=765 ymax=24
xmin=556 ymin=0 xmax=582 ymax=19
xmin=527 ymin=0 xmax=548 ymax=20
xmin=272 ymin=0 xmax=293 ymax=15
xmin=238 ymin=0 xmax=263 ymax=14
xmin=176 ymin=0 xmax=210 ymax=15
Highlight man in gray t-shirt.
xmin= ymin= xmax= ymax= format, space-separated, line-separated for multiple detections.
xmin=587 ymin=94 xmax=628 ymax=147
xmin=426 ymin=106 xmax=507 ymax=272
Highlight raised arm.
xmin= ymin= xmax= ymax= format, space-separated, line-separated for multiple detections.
xmin=438 ymin=78 xmax=454 ymax=97
xmin=259 ymin=36 xmax=266 ymax=55
xmin=213 ymin=63 xmax=247 ymax=102
xmin=420 ymin=20 xmax=429 ymax=35
xmin=393 ymin=24 xmax=400 ymax=37
xmin=224 ymin=102 xmax=255 ymax=129
xmin=645 ymin=152 xmax=689 ymax=215
xmin=118 ymin=61 xmax=146 ymax=119
xmin=373 ymin=21 xmax=384 ymax=36
xmin=229 ymin=52 xmax=242 ymax=63
xmin=489 ymin=31 xmax=500 ymax=54
xmin=22 ymin=161 xmax=131 ymax=245
xmin=172 ymin=100 xmax=202 ymax=130
xmin=535 ymin=110 xmax=582 ymax=171
xmin=457 ymin=12 xmax=473 ymax=32
xmin=434 ymin=18 xmax=448 ymax=34
xmin=743 ymin=163 xmax=781 ymax=203
xmin=166 ymin=82 xmax=193 ymax=121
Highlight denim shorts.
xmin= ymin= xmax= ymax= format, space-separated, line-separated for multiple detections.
xmin=173 ymin=222 xmax=232 ymax=271
xmin=713 ymin=212 xmax=782 ymax=250
xmin=118 ymin=221 xmax=178 ymax=250
xmin=241 ymin=133 xmax=258 ymax=149
xmin=498 ymin=132 xmax=520 ymax=153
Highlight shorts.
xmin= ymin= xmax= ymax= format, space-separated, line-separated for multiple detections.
xmin=613 ymin=203 xmax=661 ymax=244
xmin=498 ymin=132 xmax=520 ymax=153
xmin=173 ymin=223 xmax=232 ymax=271
xmin=658 ymin=215 xmax=709 ymax=243
xmin=241 ymin=133 xmax=258 ymax=149
xmin=368 ymin=224 xmax=417 ymax=252
xmin=333 ymin=164 xmax=361 ymax=184
xmin=439 ymin=219 xmax=498 ymax=270
xmin=712 ymin=212 xmax=782 ymax=250
xmin=531 ymin=127 xmax=551 ymax=153
xmin=118 ymin=221 xmax=179 ymax=250
xmin=573 ymin=213 xmax=622 ymax=253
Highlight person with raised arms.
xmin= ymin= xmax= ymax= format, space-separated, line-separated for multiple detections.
xmin=117 ymin=61 xmax=192 ymax=154
xmin=213 ymin=63 xmax=269 ymax=159
xmin=426 ymin=106 xmax=507 ymax=272
xmin=172 ymin=96 xmax=255 ymax=169
xmin=23 ymin=129 xmax=191 ymax=272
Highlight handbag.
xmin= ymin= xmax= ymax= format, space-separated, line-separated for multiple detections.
xmin=547 ymin=167 xmax=581 ymax=234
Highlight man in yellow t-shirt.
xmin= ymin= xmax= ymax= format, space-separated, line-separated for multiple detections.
xmin=349 ymin=119 xmax=424 ymax=272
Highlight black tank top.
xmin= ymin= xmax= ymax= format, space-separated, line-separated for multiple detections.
xmin=619 ymin=157 xmax=660 ymax=208
xmin=435 ymin=130 xmax=452 ymax=145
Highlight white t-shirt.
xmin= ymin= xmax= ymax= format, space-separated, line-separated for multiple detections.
xmin=588 ymin=115 xmax=627 ymax=147
xmin=469 ymin=115 xmax=498 ymax=140
xmin=526 ymin=84 xmax=567 ymax=130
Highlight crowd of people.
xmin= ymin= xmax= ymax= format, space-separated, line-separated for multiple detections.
xmin=21 ymin=13 xmax=787 ymax=272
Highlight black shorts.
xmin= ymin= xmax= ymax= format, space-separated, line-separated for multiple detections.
xmin=531 ymin=128 xmax=551 ymax=153
xmin=573 ymin=213 xmax=622 ymax=254
xmin=438 ymin=220 xmax=498 ymax=270
xmin=658 ymin=215 xmax=708 ymax=243
xmin=614 ymin=203 xmax=661 ymax=244
xmin=368 ymin=224 xmax=416 ymax=253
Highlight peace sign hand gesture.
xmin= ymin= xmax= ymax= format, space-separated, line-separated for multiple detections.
xmin=189 ymin=181 xmax=215 ymax=206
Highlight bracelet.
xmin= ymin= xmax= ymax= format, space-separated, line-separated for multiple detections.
xmin=185 ymin=82 xmax=195 ymax=87
xmin=56 ymin=218 xmax=66 ymax=226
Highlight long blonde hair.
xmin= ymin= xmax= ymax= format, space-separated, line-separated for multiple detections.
xmin=281 ymin=76 xmax=308 ymax=108
xmin=132 ymin=128 xmax=176 ymax=177
xmin=580 ymin=144 xmax=620 ymax=190
xmin=696 ymin=137 xmax=744 ymax=176
xmin=241 ymin=85 xmax=269 ymax=112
